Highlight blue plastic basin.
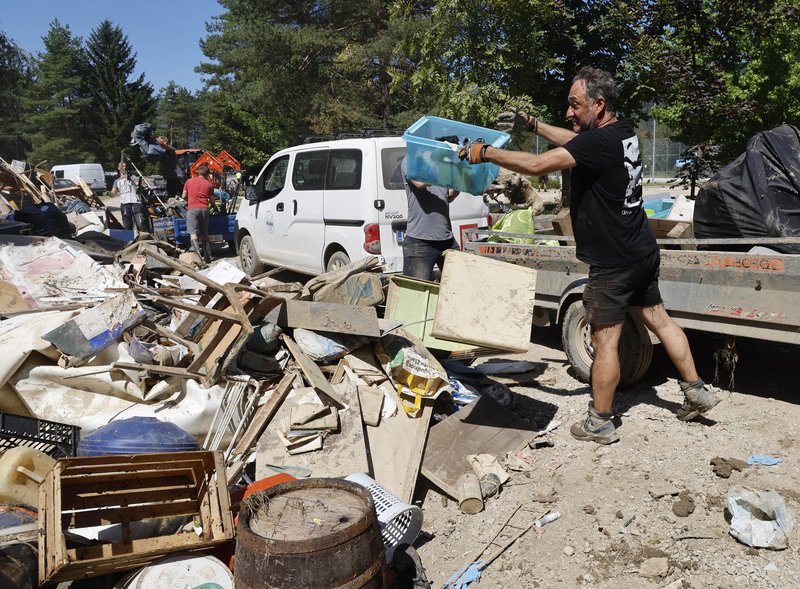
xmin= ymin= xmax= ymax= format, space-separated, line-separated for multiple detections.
xmin=403 ymin=116 xmax=511 ymax=195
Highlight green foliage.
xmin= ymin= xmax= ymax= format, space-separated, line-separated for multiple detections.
xmin=0 ymin=31 xmax=33 ymax=160
xmin=85 ymin=21 xmax=156 ymax=169
xmin=646 ymin=0 xmax=800 ymax=163
xmin=23 ymin=20 xmax=94 ymax=167
xmin=156 ymin=83 xmax=205 ymax=148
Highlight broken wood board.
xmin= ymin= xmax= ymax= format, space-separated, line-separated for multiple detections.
xmin=432 ymin=249 xmax=536 ymax=353
xmin=255 ymin=381 xmax=368 ymax=479
xmin=283 ymin=335 xmax=345 ymax=408
xmin=357 ymin=385 xmax=384 ymax=427
xmin=267 ymin=299 xmax=380 ymax=337
xmin=365 ymin=380 xmax=431 ymax=504
xmin=421 ymin=394 xmax=536 ymax=500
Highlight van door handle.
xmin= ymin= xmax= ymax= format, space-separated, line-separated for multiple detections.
xmin=276 ymin=202 xmax=284 ymax=212
xmin=293 ymin=200 xmax=297 ymax=215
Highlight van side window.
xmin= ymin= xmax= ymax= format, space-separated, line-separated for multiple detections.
xmin=255 ymin=155 xmax=289 ymax=200
xmin=292 ymin=151 xmax=329 ymax=191
xmin=328 ymin=149 xmax=362 ymax=190
xmin=381 ymin=147 xmax=406 ymax=190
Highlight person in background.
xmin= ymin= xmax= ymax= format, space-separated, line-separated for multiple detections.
xmin=461 ymin=66 xmax=719 ymax=444
xmin=400 ymin=156 xmax=460 ymax=281
xmin=110 ymin=161 xmax=145 ymax=233
xmin=155 ymin=136 xmax=181 ymax=198
xmin=182 ymin=165 xmax=216 ymax=262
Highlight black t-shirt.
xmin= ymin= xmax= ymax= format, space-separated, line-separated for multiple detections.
xmin=562 ymin=121 xmax=656 ymax=266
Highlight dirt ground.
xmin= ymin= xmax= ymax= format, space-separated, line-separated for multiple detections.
xmin=413 ymin=321 xmax=800 ymax=589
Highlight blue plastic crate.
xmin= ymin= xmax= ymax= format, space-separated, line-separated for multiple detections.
xmin=402 ymin=116 xmax=511 ymax=195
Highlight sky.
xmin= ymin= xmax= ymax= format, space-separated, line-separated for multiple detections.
xmin=0 ymin=0 xmax=225 ymax=93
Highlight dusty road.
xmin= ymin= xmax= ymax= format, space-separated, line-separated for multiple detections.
xmin=416 ymin=324 xmax=799 ymax=589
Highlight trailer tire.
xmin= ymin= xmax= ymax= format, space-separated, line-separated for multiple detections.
xmin=238 ymin=234 xmax=264 ymax=276
xmin=561 ymin=301 xmax=653 ymax=388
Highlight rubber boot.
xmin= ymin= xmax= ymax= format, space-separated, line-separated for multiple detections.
xmin=202 ymin=240 xmax=213 ymax=263
xmin=190 ymin=239 xmax=204 ymax=259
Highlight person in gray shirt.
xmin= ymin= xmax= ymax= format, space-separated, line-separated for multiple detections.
xmin=401 ymin=157 xmax=460 ymax=280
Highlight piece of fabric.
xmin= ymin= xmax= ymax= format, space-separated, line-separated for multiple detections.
xmin=562 ymin=121 xmax=656 ymax=266
xmin=184 ymin=176 xmax=214 ymax=209
xmin=402 ymin=157 xmax=453 ymax=241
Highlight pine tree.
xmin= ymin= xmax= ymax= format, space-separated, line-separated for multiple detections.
xmin=156 ymin=82 xmax=204 ymax=148
xmin=23 ymin=20 xmax=93 ymax=167
xmin=85 ymin=20 xmax=156 ymax=168
xmin=0 ymin=30 xmax=33 ymax=161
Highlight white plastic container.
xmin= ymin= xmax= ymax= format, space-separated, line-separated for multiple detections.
xmin=113 ymin=553 xmax=233 ymax=589
xmin=345 ymin=472 xmax=424 ymax=563
xmin=0 ymin=447 xmax=56 ymax=508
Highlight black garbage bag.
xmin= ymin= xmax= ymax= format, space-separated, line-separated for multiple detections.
xmin=694 ymin=124 xmax=800 ymax=253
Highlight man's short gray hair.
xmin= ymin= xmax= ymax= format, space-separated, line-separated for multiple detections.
xmin=574 ymin=67 xmax=617 ymax=114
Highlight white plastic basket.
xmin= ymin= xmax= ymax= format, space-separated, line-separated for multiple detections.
xmin=345 ymin=472 xmax=424 ymax=563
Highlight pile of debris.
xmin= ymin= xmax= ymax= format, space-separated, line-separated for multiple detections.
xmin=0 ymin=235 xmax=555 ymax=587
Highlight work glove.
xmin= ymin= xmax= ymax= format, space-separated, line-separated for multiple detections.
xmin=458 ymin=141 xmax=488 ymax=164
xmin=496 ymin=107 xmax=535 ymax=133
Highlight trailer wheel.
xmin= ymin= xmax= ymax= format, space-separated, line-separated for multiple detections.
xmin=561 ymin=301 xmax=653 ymax=388
xmin=238 ymin=234 xmax=264 ymax=276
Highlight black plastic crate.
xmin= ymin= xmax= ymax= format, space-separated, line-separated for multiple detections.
xmin=0 ymin=412 xmax=80 ymax=458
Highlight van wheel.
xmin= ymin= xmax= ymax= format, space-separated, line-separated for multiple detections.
xmin=561 ymin=301 xmax=653 ymax=388
xmin=326 ymin=251 xmax=351 ymax=273
xmin=238 ymin=235 xmax=264 ymax=276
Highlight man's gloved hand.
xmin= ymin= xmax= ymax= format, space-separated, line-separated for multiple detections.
xmin=458 ymin=141 xmax=488 ymax=164
xmin=496 ymin=107 xmax=535 ymax=133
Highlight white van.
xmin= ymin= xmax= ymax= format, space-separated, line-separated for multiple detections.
xmin=235 ymin=136 xmax=490 ymax=276
xmin=51 ymin=163 xmax=107 ymax=195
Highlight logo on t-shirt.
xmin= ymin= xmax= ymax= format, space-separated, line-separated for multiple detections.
xmin=622 ymin=136 xmax=643 ymax=210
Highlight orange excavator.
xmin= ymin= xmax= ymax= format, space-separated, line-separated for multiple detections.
xmin=175 ymin=149 xmax=241 ymax=190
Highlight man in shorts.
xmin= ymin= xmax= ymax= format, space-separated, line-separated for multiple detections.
xmin=181 ymin=165 xmax=216 ymax=263
xmin=459 ymin=66 xmax=719 ymax=444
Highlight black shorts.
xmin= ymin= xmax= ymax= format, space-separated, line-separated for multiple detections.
xmin=582 ymin=249 xmax=663 ymax=325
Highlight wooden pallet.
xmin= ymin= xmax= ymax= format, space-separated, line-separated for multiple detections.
xmin=38 ymin=451 xmax=234 ymax=585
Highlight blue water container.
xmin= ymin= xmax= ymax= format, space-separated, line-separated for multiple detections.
xmin=402 ymin=116 xmax=511 ymax=195
xmin=77 ymin=416 xmax=200 ymax=456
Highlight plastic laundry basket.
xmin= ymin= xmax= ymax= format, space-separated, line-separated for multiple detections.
xmin=345 ymin=472 xmax=424 ymax=563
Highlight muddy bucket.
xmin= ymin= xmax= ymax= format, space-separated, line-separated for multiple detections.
xmin=234 ymin=478 xmax=385 ymax=588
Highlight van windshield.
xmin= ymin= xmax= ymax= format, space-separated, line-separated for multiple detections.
xmin=381 ymin=147 xmax=406 ymax=190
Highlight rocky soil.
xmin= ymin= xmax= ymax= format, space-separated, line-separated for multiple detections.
xmin=414 ymin=325 xmax=800 ymax=589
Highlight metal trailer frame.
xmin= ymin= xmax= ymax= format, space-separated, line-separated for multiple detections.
xmin=466 ymin=231 xmax=800 ymax=385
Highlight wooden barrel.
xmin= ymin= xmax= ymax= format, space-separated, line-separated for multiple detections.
xmin=234 ymin=478 xmax=386 ymax=588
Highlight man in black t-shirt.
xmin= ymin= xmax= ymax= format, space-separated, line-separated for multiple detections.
xmin=459 ymin=67 xmax=719 ymax=444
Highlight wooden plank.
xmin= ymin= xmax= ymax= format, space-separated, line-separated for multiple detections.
xmin=256 ymin=381 xmax=369 ymax=479
xmin=551 ymin=207 xmax=573 ymax=242
xmin=270 ymin=299 xmax=380 ymax=337
xmin=283 ymin=336 xmax=345 ymax=408
xmin=63 ymin=499 xmax=201 ymax=527
xmin=421 ymin=394 xmax=536 ymax=500
xmin=61 ymin=485 xmax=198 ymax=509
xmin=230 ymin=371 xmax=296 ymax=459
xmin=357 ymin=385 xmax=383 ymax=426
xmin=365 ymin=380 xmax=431 ymax=503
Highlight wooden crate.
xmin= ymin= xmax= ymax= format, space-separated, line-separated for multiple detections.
xmin=38 ymin=451 xmax=234 ymax=585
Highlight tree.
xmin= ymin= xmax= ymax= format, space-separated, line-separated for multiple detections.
xmin=156 ymin=82 xmax=204 ymax=148
xmin=84 ymin=20 xmax=156 ymax=168
xmin=0 ymin=31 xmax=33 ymax=161
xmin=23 ymin=20 xmax=93 ymax=167
xmin=646 ymin=0 xmax=800 ymax=164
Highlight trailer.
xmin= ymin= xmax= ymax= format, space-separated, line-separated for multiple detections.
xmin=465 ymin=229 xmax=800 ymax=387
xmin=152 ymin=213 xmax=237 ymax=251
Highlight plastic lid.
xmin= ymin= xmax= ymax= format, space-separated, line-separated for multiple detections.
xmin=77 ymin=416 xmax=200 ymax=456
